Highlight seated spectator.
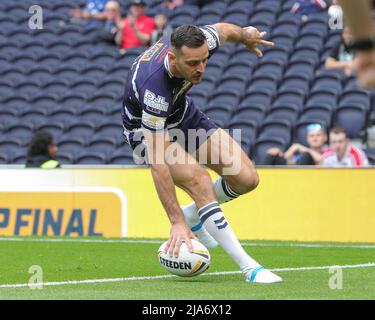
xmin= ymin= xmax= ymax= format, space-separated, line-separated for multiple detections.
xmin=25 ymin=131 xmax=60 ymax=169
xmin=321 ymin=127 xmax=369 ymax=167
xmin=263 ymin=123 xmax=328 ymax=166
xmin=118 ymin=0 xmax=155 ymax=50
xmin=69 ymin=0 xmax=109 ymax=25
xmin=96 ymin=1 xmax=123 ymax=45
xmin=161 ymin=0 xmax=184 ymax=10
xmin=150 ymin=13 xmax=173 ymax=46
xmin=291 ymin=0 xmax=328 ymax=21
xmin=325 ymin=26 xmax=356 ymax=76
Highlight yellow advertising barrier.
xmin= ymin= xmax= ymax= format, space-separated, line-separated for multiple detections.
xmin=0 ymin=168 xmax=374 ymax=242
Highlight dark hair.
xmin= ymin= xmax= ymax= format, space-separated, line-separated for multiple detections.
xmin=330 ymin=126 xmax=347 ymax=136
xmin=170 ymin=24 xmax=206 ymax=52
xmin=27 ymin=130 xmax=54 ymax=157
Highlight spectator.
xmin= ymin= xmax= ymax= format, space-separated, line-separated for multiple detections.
xmin=118 ymin=0 xmax=155 ymax=50
xmin=322 ymin=127 xmax=369 ymax=167
xmin=150 ymin=13 xmax=173 ymax=46
xmin=96 ymin=1 xmax=124 ymax=45
xmin=69 ymin=0 xmax=108 ymax=25
xmin=160 ymin=0 xmax=184 ymax=10
xmin=25 ymin=131 xmax=60 ymax=169
xmin=263 ymin=123 xmax=328 ymax=166
xmin=291 ymin=0 xmax=328 ymax=21
xmin=325 ymin=26 xmax=356 ymax=76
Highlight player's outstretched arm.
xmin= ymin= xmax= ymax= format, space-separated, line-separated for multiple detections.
xmin=143 ymin=129 xmax=194 ymax=257
xmin=213 ymin=22 xmax=274 ymax=57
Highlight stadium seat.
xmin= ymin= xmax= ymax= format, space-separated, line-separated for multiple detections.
xmin=236 ymin=103 xmax=267 ymax=125
xmin=339 ymin=89 xmax=370 ymax=111
xmin=299 ymin=104 xmax=333 ymax=129
xmin=229 ymin=118 xmax=258 ymax=143
xmin=253 ymin=137 xmax=288 ymax=165
xmin=258 ymin=119 xmax=292 ymax=145
xmin=109 ymin=145 xmax=137 ymax=165
xmin=75 ymin=151 xmax=108 ymax=165
xmin=205 ymin=105 xmax=232 ymax=128
xmin=273 ymin=88 xmax=306 ymax=110
xmin=266 ymin=104 xmax=300 ymax=126
xmin=242 ymin=88 xmax=274 ymax=108
xmin=334 ymin=104 xmax=368 ymax=138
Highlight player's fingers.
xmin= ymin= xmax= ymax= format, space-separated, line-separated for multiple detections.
xmin=255 ymin=39 xmax=274 ymax=46
xmin=185 ymin=237 xmax=194 ymax=253
xmin=253 ymin=47 xmax=263 ymax=57
xmin=172 ymin=238 xmax=182 ymax=257
xmin=164 ymin=236 xmax=172 ymax=253
xmin=167 ymin=237 xmax=177 ymax=257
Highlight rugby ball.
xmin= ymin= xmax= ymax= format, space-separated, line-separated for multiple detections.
xmin=157 ymin=239 xmax=211 ymax=277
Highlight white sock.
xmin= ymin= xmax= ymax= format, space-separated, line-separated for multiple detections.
xmin=213 ymin=176 xmax=241 ymax=204
xmin=183 ymin=176 xmax=241 ymax=230
xmin=197 ymin=201 xmax=259 ymax=275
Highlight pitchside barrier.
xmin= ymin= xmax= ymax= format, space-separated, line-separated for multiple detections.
xmin=0 ymin=166 xmax=374 ymax=243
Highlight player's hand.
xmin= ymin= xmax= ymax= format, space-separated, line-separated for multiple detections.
xmin=165 ymin=222 xmax=194 ymax=258
xmin=355 ymin=50 xmax=375 ymax=88
xmin=242 ymin=26 xmax=274 ymax=57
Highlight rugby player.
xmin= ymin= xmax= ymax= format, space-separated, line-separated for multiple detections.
xmin=122 ymin=23 xmax=282 ymax=283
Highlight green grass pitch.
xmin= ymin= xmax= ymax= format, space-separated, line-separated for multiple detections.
xmin=0 ymin=237 xmax=374 ymax=300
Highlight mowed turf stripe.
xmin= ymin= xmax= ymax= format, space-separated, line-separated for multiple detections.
xmin=1 ymin=263 xmax=374 ymax=289
xmin=1 ymin=237 xmax=375 ymax=249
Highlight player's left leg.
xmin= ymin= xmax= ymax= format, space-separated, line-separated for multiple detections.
xmin=190 ymin=128 xmax=282 ymax=283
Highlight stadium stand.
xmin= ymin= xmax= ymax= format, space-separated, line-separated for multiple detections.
xmin=0 ymin=0 xmax=374 ymax=165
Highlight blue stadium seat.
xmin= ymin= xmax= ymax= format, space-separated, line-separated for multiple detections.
xmin=96 ymin=121 xmax=123 ymax=137
xmin=88 ymin=135 xmax=118 ymax=153
xmin=217 ymin=74 xmax=248 ymax=92
xmin=300 ymin=104 xmax=333 ymax=129
xmin=6 ymin=122 xmax=34 ymax=139
xmin=37 ymin=121 xmax=66 ymax=139
xmin=205 ymin=104 xmax=232 ymax=128
xmin=75 ymin=151 xmax=108 ymax=164
xmin=49 ymin=105 xmax=78 ymax=124
xmin=209 ymin=89 xmax=241 ymax=109
xmin=57 ymin=135 xmax=87 ymax=153
xmin=248 ymin=74 xmax=278 ymax=93
xmin=339 ymin=89 xmax=370 ymax=111
xmin=242 ymin=88 xmax=274 ymax=108
xmin=308 ymin=87 xmax=338 ymax=108
xmin=254 ymin=137 xmax=288 ymax=165
xmin=41 ymin=79 xmax=70 ymax=95
xmin=334 ymin=104 xmax=368 ymax=138
xmin=237 ymin=102 xmax=267 ymax=123
xmin=109 ymin=145 xmax=137 ymax=165
xmin=273 ymin=88 xmax=306 ymax=110
xmin=278 ymin=74 xmax=310 ymax=92
xmin=66 ymin=120 xmax=96 ymax=138
xmin=258 ymin=119 xmax=292 ymax=145
xmin=229 ymin=118 xmax=258 ymax=143
xmin=266 ymin=104 xmax=300 ymax=126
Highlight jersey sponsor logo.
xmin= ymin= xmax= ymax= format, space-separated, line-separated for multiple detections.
xmin=141 ymin=42 xmax=163 ymax=61
xmin=144 ymin=89 xmax=169 ymax=114
xmin=142 ymin=111 xmax=166 ymax=130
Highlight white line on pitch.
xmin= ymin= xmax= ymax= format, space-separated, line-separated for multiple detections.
xmin=0 ymin=262 xmax=374 ymax=289
xmin=0 ymin=237 xmax=375 ymax=249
